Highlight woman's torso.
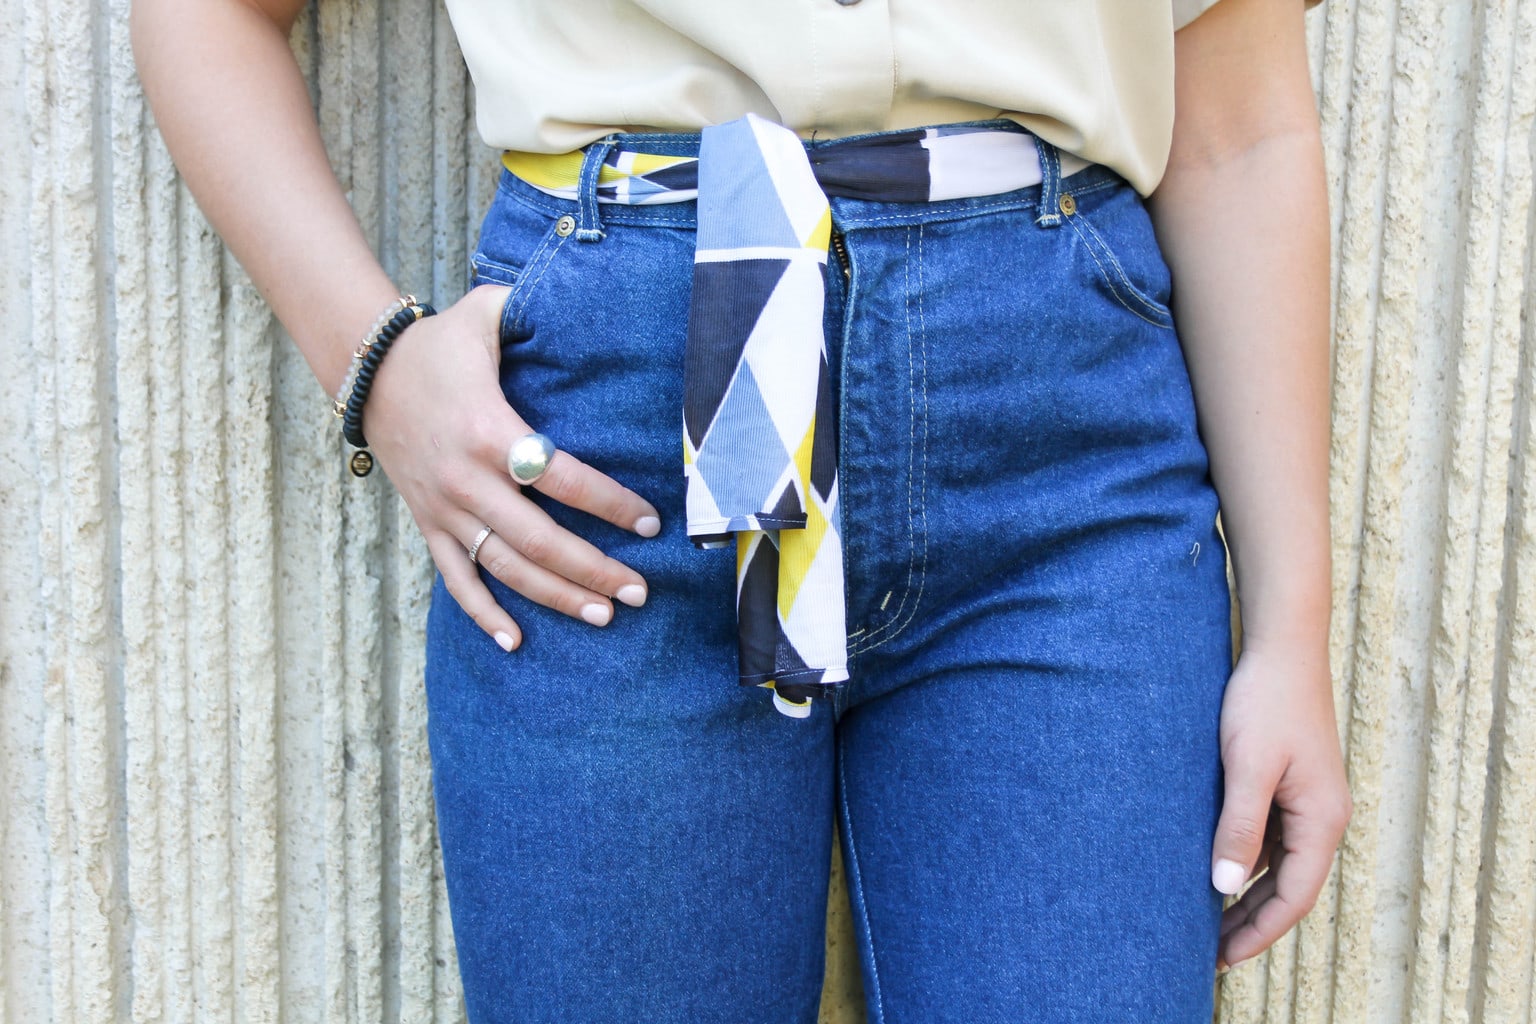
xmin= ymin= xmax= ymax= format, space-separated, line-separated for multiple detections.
xmin=443 ymin=0 xmax=1231 ymax=196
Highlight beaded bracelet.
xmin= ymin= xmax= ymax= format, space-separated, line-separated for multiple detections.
xmin=333 ymin=294 xmax=418 ymax=419
xmin=341 ymin=300 xmax=437 ymax=476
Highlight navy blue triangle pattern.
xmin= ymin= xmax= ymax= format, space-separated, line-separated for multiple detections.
xmin=683 ymin=259 xmax=789 ymax=449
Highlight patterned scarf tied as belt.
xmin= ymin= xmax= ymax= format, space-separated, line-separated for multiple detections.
xmin=503 ymin=114 xmax=1078 ymax=718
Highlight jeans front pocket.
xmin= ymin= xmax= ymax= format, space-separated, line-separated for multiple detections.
xmin=1061 ymin=180 xmax=1175 ymax=330
xmin=472 ymin=173 xmax=573 ymax=346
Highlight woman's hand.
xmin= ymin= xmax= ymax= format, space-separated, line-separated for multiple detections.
xmin=1209 ymin=639 xmax=1351 ymax=969
xmin=364 ymin=285 xmax=661 ymax=651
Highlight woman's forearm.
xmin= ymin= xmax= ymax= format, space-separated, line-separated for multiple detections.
xmin=131 ymin=0 xmax=399 ymax=395
xmin=1147 ymin=3 xmax=1332 ymax=654
xmin=1150 ymin=131 xmax=1331 ymax=650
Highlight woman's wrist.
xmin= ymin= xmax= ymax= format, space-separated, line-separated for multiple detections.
xmin=1234 ymin=584 xmax=1331 ymax=656
xmin=304 ymin=276 xmax=412 ymax=398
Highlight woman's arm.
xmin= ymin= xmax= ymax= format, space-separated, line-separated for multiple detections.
xmin=132 ymin=0 xmax=660 ymax=648
xmin=1146 ymin=0 xmax=1352 ymax=969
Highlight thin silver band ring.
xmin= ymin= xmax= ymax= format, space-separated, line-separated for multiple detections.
xmin=467 ymin=525 xmax=494 ymax=565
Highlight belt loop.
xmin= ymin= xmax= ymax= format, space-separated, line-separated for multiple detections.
xmin=576 ymin=136 xmax=617 ymax=242
xmin=1032 ymin=134 xmax=1064 ymax=228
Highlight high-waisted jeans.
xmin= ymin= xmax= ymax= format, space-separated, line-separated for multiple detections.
xmin=424 ymin=127 xmax=1234 ymax=1024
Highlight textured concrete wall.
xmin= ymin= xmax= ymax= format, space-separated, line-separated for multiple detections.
xmin=1 ymin=1 xmax=1532 ymax=1021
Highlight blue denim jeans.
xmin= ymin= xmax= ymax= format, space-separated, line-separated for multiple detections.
xmin=425 ymin=127 xmax=1233 ymax=1023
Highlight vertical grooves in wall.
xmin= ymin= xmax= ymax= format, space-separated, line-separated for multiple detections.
xmin=0 ymin=0 xmax=45 ymax=1007
xmin=226 ymin=252 xmax=283 ymax=1024
xmin=1473 ymin=0 xmax=1536 ymax=1012
xmin=1460 ymin=1 xmax=1536 ymax=1014
xmin=1314 ymin=0 xmax=1396 ymax=1018
xmin=26 ymin=0 xmax=72 ymax=1017
xmin=179 ymin=172 xmax=235 ymax=1022
xmin=388 ymin=1 xmax=439 ymax=1019
xmin=1411 ymin=0 xmax=1528 ymax=1020
xmin=105 ymin=0 xmax=164 ymax=1019
xmin=144 ymin=129 xmax=193 ymax=1024
xmin=343 ymin=2 xmax=388 ymax=1020
xmin=1335 ymin=0 xmax=1437 ymax=1015
xmin=313 ymin=5 xmax=355 ymax=1021
xmin=1478 ymin=263 xmax=1536 ymax=1021
xmin=39 ymin=0 xmax=125 ymax=1015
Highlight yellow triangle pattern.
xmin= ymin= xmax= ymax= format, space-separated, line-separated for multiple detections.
xmin=627 ymin=152 xmax=693 ymax=176
xmin=777 ymin=499 xmax=828 ymax=620
xmin=501 ymin=150 xmax=696 ymax=192
xmin=804 ymin=208 xmax=832 ymax=253
xmin=792 ymin=416 xmax=816 ymax=492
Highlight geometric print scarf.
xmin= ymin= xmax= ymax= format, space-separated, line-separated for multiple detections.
xmin=684 ymin=116 xmax=846 ymax=719
xmin=504 ymin=115 xmax=1075 ymax=717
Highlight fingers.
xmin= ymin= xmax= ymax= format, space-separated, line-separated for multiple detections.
xmin=468 ymin=483 xmax=651 ymax=610
xmin=528 ymin=448 xmax=662 ymax=538
xmin=1217 ymin=808 xmax=1341 ymax=968
xmin=428 ymin=530 xmax=522 ymax=652
xmin=1211 ymin=754 xmax=1282 ymax=897
xmin=453 ymin=509 xmax=623 ymax=627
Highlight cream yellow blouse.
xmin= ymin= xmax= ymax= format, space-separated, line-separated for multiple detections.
xmin=444 ymin=1 xmax=1315 ymax=196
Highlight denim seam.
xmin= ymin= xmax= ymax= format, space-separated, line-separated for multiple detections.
xmin=503 ymin=227 xmax=571 ymax=340
xmin=849 ymin=224 xmax=928 ymax=656
xmin=1070 ymin=212 xmax=1174 ymax=326
xmin=1065 ymin=216 xmax=1174 ymax=329
xmin=575 ymin=136 xmax=616 ymax=241
xmin=470 ymin=252 xmax=522 ymax=288
xmin=500 ymin=175 xmax=698 ymax=227
xmin=837 ymin=753 xmax=887 ymax=1024
xmin=831 ymin=180 xmax=1121 ymax=231
xmin=847 ymin=227 xmax=916 ymax=652
xmin=1034 ymin=133 xmax=1063 ymax=227
xmin=498 ymin=219 xmax=558 ymax=337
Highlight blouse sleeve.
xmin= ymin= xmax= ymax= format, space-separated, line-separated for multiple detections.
xmin=1173 ymin=0 xmax=1324 ymax=33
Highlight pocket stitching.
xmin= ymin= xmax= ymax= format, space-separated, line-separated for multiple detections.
xmin=1066 ymin=212 xmax=1174 ymax=329
xmin=849 ymin=223 xmax=929 ymax=655
xmin=495 ymin=219 xmax=567 ymax=343
xmin=470 ymin=252 xmax=523 ymax=287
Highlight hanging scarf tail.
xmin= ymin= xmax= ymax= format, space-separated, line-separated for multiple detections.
xmin=683 ymin=114 xmax=849 ymax=717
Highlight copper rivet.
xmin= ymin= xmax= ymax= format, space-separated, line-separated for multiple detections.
xmin=1059 ymin=194 xmax=1077 ymax=216
xmin=555 ymin=215 xmax=576 ymax=237
xmin=349 ymin=450 xmax=374 ymax=477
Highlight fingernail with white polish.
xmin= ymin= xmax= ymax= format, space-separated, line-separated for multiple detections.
xmin=615 ymin=584 xmax=647 ymax=608
xmin=634 ymin=515 xmax=661 ymax=538
xmin=494 ymin=631 xmax=517 ymax=653
xmin=1212 ymin=858 xmax=1248 ymax=895
xmin=580 ymin=603 xmax=613 ymax=626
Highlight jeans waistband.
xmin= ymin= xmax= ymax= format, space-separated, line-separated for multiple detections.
xmin=500 ymin=119 xmax=1107 ymax=238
